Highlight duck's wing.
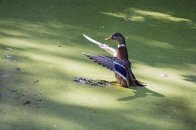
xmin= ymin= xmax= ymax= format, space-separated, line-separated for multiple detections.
xmin=83 ymin=34 xmax=117 ymax=56
xmin=84 ymin=53 xmax=129 ymax=85
xmin=84 ymin=53 xmax=114 ymax=70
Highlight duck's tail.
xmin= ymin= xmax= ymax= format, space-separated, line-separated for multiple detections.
xmin=129 ymin=69 xmax=146 ymax=87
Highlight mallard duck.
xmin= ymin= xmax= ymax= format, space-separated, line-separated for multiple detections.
xmin=105 ymin=33 xmax=144 ymax=87
xmin=83 ymin=33 xmax=144 ymax=87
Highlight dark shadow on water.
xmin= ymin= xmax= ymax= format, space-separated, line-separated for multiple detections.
xmin=118 ymin=87 xmax=164 ymax=101
xmin=73 ymin=77 xmax=164 ymax=101
xmin=182 ymin=75 xmax=196 ymax=84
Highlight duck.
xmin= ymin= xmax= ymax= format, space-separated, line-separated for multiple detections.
xmin=105 ymin=33 xmax=144 ymax=87
xmin=83 ymin=33 xmax=144 ymax=87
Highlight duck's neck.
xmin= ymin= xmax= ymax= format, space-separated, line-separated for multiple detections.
xmin=117 ymin=39 xmax=126 ymax=49
xmin=118 ymin=44 xmax=126 ymax=48
xmin=117 ymin=41 xmax=129 ymax=61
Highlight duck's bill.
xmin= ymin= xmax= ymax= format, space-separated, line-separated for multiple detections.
xmin=105 ymin=36 xmax=112 ymax=40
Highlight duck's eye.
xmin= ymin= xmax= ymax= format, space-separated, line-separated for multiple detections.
xmin=112 ymin=35 xmax=117 ymax=39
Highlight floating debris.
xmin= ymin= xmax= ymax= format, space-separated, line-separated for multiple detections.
xmin=2 ymin=74 xmax=9 ymax=78
xmin=73 ymin=77 xmax=111 ymax=87
xmin=37 ymin=99 xmax=42 ymax=102
xmin=23 ymin=100 xmax=31 ymax=105
xmin=33 ymin=80 xmax=39 ymax=86
xmin=6 ymin=55 xmax=16 ymax=61
xmin=9 ymin=89 xmax=17 ymax=93
xmin=16 ymin=67 xmax=21 ymax=72
xmin=100 ymin=26 xmax=105 ymax=29
xmin=6 ymin=55 xmax=12 ymax=58
xmin=160 ymin=73 xmax=168 ymax=78
xmin=6 ymin=47 xmax=13 ymax=51
xmin=121 ymin=17 xmax=129 ymax=22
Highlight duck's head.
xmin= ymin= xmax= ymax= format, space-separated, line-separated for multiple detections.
xmin=105 ymin=32 xmax=125 ymax=44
